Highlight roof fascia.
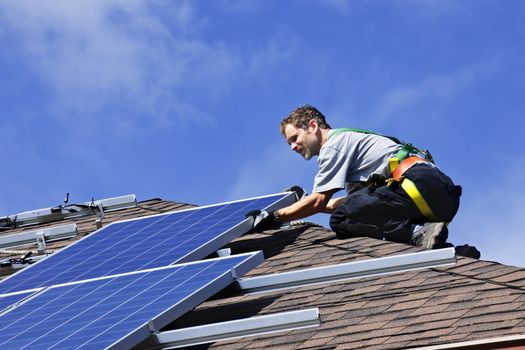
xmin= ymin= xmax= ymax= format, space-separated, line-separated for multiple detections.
xmin=407 ymin=334 xmax=525 ymax=350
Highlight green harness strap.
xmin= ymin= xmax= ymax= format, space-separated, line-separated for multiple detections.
xmin=328 ymin=127 xmax=433 ymax=163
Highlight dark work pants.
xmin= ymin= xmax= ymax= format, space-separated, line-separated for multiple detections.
xmin=329 ymin=164 xmax=461 ymax=244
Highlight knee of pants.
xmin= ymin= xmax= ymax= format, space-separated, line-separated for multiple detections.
xmin=330 ymin=215 xmax=349 ymax=238
xmin=329 ymin=214 xmax=381 ymax=239
xmin=329 ymin=206 xmax=351 ymax=235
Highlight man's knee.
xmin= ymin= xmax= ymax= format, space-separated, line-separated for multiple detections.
xmin=329 ymin=192 xmax=383 ymax=239
xmin=329 ymin=213 xmax=381 ymax=239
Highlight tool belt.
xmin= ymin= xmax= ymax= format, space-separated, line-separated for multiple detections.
xmin=388 ymin=156 xmax=435 ymax=220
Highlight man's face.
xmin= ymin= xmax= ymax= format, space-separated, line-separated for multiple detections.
xmin=283 ymin=123 xmax=320 ymax=160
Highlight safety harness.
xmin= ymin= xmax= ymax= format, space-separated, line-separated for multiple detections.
xmin=329 ymin=128 xmax=436 ymax=220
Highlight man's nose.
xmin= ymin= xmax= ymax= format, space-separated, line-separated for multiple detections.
xmin=291 ymin=143 xmax=298 ymax=151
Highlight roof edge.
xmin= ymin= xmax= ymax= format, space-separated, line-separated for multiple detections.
xmin=409 ymin=334 xmax=525 ymax=350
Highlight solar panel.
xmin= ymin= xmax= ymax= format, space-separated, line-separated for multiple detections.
xmin=0 ymin=252 xmax=263 ymax=350
xmin=0 ymin=193 xmax=294 ymax=294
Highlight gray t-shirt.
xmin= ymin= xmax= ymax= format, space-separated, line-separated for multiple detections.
xmin=313 ymin=129 xmax=403 ymax=194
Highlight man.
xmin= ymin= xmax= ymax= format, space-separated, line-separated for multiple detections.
xmin=249 ymin=105 xmax=468 ymax=251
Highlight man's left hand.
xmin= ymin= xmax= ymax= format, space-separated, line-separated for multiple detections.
xmin=284 ymin=185 xmax=308 ymax=201
xmin=245 ymin=210 xmax=282 ymax=231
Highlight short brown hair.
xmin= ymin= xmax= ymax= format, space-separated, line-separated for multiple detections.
xmin=280 ymin=105 xmax=332 ymax=134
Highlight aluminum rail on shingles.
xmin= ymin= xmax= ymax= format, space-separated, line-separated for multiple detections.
xmin=0 ymin=223 xmax=78 ymax=249
xmin=237 ymin=247 xmax=456 ymax=294
xmin=6 ymin=194 xmax=138 ymax=227
xmin=137 ymin=308 xmax=320 ymax=350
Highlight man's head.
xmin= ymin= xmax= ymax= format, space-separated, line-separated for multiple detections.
xmin=280 ymin=105 xmax=331 ymax=134
xmin=280 ymin=105 xmax=332 ymax=160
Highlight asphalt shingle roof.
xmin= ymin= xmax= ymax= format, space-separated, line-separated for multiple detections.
xmin=1 ymin=198 xmax=524 ymax=350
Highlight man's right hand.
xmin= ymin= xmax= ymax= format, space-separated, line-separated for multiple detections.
xmin=245 ymin=209 xmax=282 ymax=232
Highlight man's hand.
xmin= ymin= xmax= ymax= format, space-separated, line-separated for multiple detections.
xmin=245 ymin=209 xmax=282 ymax=232
xmin=284 ymin=185 xmax=308 ymax=201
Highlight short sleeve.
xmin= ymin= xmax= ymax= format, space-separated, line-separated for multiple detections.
xmin=312 ymin=146 xmax=352 ymax=193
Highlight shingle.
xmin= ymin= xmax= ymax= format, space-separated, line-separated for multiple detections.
xmin=453 ymin=318 xmax=523 ymax=334
xmin=413 ymin=309 xmax=469 ymax=323
xmin=358 ymin=310 xmax=408 ymax=325
xmin=452 ymin=310 xmax=525 ymax=327
xmin=418 ymin=332 xmax=469 ymax=346
xmin=326 ymin=323 xmax=407 ymax=348
xmin=333 ymin=334 xmax=392 ymax=349
xmin=388 ymin=326 xmax=456 ymax=343
xmin=302 ymin=336 xmax=334 ymax=349
xmin=474 ymin=265 xmax=525 ymax=280
xmin=491 ymin=270 xmax=525 ymax=283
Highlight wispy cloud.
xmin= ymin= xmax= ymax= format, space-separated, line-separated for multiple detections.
xmin=0 ymin=1 xmax=239 ymax=134
xmin=360 ymin=59 xmax=501 ymax=128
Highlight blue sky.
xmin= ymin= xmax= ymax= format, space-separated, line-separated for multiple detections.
xmin=0 ymin=0 xmax=524 ymax=266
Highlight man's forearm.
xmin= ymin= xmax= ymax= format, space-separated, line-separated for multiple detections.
xmin=275 ymin=190 xmax=336 ymax=221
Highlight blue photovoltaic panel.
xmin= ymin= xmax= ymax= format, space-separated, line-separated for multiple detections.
xmin=0 ymin=292 xmax=34 ymax=313
xmin=0 ymin=252 xmax=262 ymax=350
xmin=0 ymin=193 xmax=292 ymax=294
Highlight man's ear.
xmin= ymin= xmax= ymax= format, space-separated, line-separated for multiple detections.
xmin=308 ymin=119 xmax=318 ymax=132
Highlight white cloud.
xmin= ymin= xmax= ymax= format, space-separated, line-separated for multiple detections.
xmin=0 ymin=0 xmax=237 ymax=133
xmin=0 ymin=1 xmax=305 ymax=138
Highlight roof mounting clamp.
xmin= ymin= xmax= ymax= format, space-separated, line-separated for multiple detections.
xmin=95 ymin=218 xmax=103 ymax=230
xmin=36 ymin=232 xmax=46 ymax=254
xmin=95 ymin=202 xmax=105 ymax=219
xmin=147 ymin=320 xmax=158 ymax=334
xmin=216 ymin=248 xmax=231 ymax=257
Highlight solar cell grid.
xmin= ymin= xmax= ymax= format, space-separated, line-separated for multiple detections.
xmin=0 ymin=193 xmax=292 ymax=294
xmin=0 ymin=252 xmax=262 ymax=350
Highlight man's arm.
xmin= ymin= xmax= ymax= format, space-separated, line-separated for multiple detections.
xmin=275 ymin=189 xmax=339 ymax=222
xmin=322 ymin=196 xmax=347 ymax=213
